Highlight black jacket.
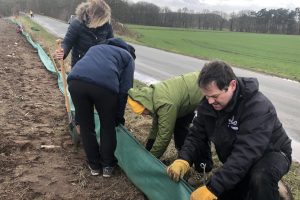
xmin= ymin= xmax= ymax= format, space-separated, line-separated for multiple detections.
xmin=62 ymin=19 xmax=113 ymax=67
xmin=179 ymin=77 xmax=291 ymax=196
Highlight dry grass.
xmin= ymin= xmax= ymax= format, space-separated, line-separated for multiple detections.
xmin=283 ymin=162 xmax=300 ymax=199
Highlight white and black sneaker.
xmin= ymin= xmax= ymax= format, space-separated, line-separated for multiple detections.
xmin=88 ymin=165 xmax=101 ymax=176
xmin=102 ymin=166 xmax=115 ymax=178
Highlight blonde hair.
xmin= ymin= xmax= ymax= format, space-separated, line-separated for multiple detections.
xmin=88 ymin=0 xmax=111 ymax=28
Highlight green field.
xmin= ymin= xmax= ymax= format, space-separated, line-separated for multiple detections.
xmin=127 ymin=24 xmax=300 ymax=81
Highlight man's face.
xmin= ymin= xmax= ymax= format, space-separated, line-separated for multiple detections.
xmin=201 ymin=80 xmax=237 ymax=111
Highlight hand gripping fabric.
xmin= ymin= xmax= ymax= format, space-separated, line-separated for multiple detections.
xmin=167 ymin=159 xmax=190 ymax=182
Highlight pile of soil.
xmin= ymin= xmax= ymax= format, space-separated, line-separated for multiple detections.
xmin=0 ymin=19 xmax=144 ymax=200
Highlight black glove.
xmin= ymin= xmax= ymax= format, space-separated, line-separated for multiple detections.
xmin=145 ymin=139 xmax=155 ymax=151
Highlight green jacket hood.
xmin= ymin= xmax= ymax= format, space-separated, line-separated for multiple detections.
xmin=128 ymin=72 xmax=202 ymax=158
xmin=128 ymin=87 xmax=154 ymax=113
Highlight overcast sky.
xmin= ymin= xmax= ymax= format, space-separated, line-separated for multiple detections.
xmin=130 ymin=0 xmax=299 ymax=13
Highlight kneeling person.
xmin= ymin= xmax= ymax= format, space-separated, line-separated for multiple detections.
xmin=128 ymin=72 xmax=211 ymax=171
xmin=167 ymin=61 xmax=292 ymax=200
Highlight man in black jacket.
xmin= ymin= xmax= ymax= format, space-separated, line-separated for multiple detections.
xmin=167 ymin=61 xmax=292 ymax=200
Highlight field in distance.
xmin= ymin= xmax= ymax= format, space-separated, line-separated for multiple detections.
xmin=127 ymin=24 xmax=300 ymax=81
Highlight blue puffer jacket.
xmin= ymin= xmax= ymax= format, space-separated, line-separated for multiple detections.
xmin=67 ymin=38 xmax=135 ymax=119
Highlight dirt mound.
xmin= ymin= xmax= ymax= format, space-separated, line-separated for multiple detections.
xmin=0 ymin=19 xmax=144 ymax=200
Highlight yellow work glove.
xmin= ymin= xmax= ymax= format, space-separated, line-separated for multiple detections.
xmin=166 ymin=159 xmax=190 ymax=182
xmin=190 ymin=186 xmax=217 ymax=200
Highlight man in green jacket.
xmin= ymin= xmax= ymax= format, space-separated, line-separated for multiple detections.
xmin=128 ymin=72 xmax=204 ymax=159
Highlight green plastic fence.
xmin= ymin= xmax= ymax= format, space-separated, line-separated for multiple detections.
xmin=14 ymin=20 xmax=193 ymax=200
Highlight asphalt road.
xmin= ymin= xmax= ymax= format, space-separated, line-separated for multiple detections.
xmin=32 ymin=14 xmax=300 ymax=161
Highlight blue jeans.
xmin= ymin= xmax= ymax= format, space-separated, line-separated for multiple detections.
xmin=219 ymin=151 xmax=291 ymax=200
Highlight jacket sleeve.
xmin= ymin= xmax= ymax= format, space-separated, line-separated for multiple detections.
xmin=148 ymin=116 xmax=158 ymax=140
xmin=150 ymin=104 xmax=177 ymax=158
xmin=117 ymin=59 xmax=135 ymax=121
xmin=179 ymin=109 xmax=211 ymax=165
xmin=62 ymin=20 xmax=80 ymax=59
xmin=208 ymin=97 xmax=277 ymax=196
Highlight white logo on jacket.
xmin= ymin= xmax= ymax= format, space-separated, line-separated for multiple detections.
xmin=192 ymin=110 xmax=197 ymax=123
xmin=228 ymin=116 xmax=238 ymax=131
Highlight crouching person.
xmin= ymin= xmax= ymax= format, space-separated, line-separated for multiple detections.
xmin=67 ymin=38 xmax=135 ymax=177
xmin=167 ymin=61 xmax=292 ymax=200
xmin=127 ymin=72 xmax=208 ymax=161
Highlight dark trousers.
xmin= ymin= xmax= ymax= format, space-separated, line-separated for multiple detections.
xmin=69 ymin=80 xmax=118 ymax=169
xmin=173 ymin=113 xmax=195 ymax=150
xmin=219 ymin=151 xmax=291 ymax=200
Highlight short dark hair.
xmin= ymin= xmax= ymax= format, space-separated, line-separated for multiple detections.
xmin=198 ymin=61 xmax=237 ymax=90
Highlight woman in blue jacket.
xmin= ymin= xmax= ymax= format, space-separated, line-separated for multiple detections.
xmin=67 ymin=38 xmax=135 ymax=178
xmin=56 ymin=0 xmax=113 ymax=67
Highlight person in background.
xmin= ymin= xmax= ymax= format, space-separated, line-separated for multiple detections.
xmin=29 ymin=10 xmax=34 ymax=18
xmin=167 ymin=61 xmax=292 ymax=200
xmin=55 ymin=0 xmax=113 ymax=67
xmin=128 ymin=72 xmax=211 ymax=170
xmin=67 ymin=38 xmax=135 ymax=177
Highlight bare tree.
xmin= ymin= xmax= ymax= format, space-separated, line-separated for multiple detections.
xmin=1 ymin=0 xmax=298 ymax=35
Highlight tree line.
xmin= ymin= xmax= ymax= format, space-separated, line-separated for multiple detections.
xmin=1 ymin=0 xmax=299 ymax=35
xmin=230 ymin=8 xmax=300 ymax=34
